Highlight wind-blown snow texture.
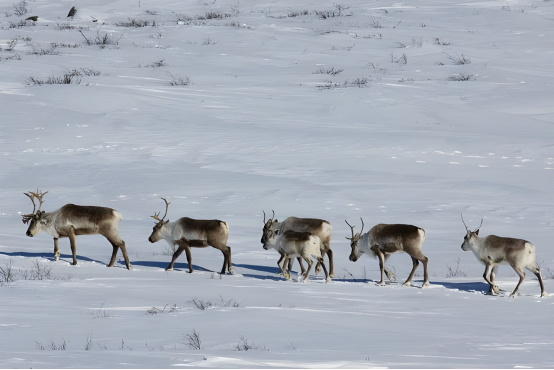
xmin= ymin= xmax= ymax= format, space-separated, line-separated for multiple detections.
xmin=1 ymin=0 xmax=553 ymax=368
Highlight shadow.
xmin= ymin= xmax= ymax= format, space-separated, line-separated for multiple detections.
xmin=233 ymin=263 xmax=281 ymax=275
xmin=430 ymin=280 xmax=488 ymax=293
xmin=0 ymin=251 xmax=105 ymax=265
xmin=242 ymin=273 xmax=286 ymax=281
xmin=131 ymin=260 xmax=212 ymax=272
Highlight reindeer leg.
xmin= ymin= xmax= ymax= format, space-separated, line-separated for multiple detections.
xmin=375 ymin=247 xmax=386 ymax=286
xmin=302 ymin=256 xmax=313 ymax=283
xmin=319 ymin=257 xmax=332 ymax=283
xmin=118 ymin=241 xmax=133 ymax=270
xmin=226 ymin=246 xmax=234 ymax=274
xmin=490 ymin=265 xmax=499 ymax=295
xmin=277 ymin=251 xmax=286 ymax=276
xmin=527 ymin=264 xmax=547 ymax=297
xmin=403 ymin=256 xmax=420 ymax=287
xmin=326 ymin=249 xmax=334 ymax=278
xmin=384 ymin=254 xmax=395 ymax=281
xmin=53 ymin=238 xmax=60 ymax=261
xmin=315 ymin=261 xmax=321 ymax=276
xmin=483 ymin=263 xmax=497 ymax=295
xmin=165 ymin=242 xmax=187 ymax=271
xmin=68 ymin=228 xmax=78 ymax=266
xmin=510 ymin=267 xmax=526 ymax=298
xmin=287 ymin=257 xmax=294 ymax=279
xmin=296 ymin=257 xmax=305 ymax=274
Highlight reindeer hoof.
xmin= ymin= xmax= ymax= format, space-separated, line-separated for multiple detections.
xmin=540 ymin=292 xmax=548 ymax=298
xmin=127 ymin=265 xmax=133 ymax=271
xmin=377 ymin=281 xmax=386 ymax=286
xmin=165 ymin=268 xmax=173 ymax=272
xmin=325 ymin=278 xmax=333 ymax=284
xmin=421 ymin=282 xmax=429 ymax=289
xmin=228 ymin=269 xmax=235 ymax=275
xmin=493 ymin=285 xmax=500 ymax=294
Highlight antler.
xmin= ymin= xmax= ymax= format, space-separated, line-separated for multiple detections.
xmin=345 ymin=218 xmax=364 ymax=242
xmin=461 ymin=213 xmax=469 ymax=231
xmin=22 ymin=189 xmax=48 ymax=224
xmin=461 ymin=214 xmax=483 ymax=232
xmin=151 ymin=197 xmax=171 ymax=222
xmin=263 ymin=210 xmax=275 ymax=224
xmin=474 ymin=218 xmax=483 ymax=232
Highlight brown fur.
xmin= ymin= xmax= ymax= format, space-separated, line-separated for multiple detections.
xmin=280 ymin=216 xmax=334 ymax=277
xmin=282 ymin=230 xmax=312 ymax=243
xmin=158 ymin=217 xmax=233 ymax=274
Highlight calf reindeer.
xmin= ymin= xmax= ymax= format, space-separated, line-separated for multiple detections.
xmin=22 ymin=189 xmax=132 ymax=269
xmin=460 ymin=215 xmax=546 ymax=297
xmin=262 ymin=212 xmax=334 ymax=277
xmin=346 ymin=219 xmax=429 ymax=288
xmin=148 ymin=198 xmax=233 ymax=274
xmin=263 ymin=229 xmax=330 ymax=283
xmin=261 ymin=210 xmax=306 ymax=276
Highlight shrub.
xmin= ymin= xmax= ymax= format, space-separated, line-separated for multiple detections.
xmin=183 ymin=329 xmax=202 ymax=350
xmin=313 ymin=66 xmax=343 ymax=76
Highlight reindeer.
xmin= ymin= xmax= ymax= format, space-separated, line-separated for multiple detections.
xmin=262 ymin=211 xmax=334 ymax=277
xmin=148 ymin=198 xmax=233 ymax=275
xmin=22 ymin=189 xmax=132 ymax=269
xmin=263 ymin=229 xmax=330 ymax=283
xmin=460 ymin=215 xmax=546 ymax=297
xmin=346 ymin=218 xmax=429 ymax=288
xmin=261 ymin=210 xmax=306 ymax=276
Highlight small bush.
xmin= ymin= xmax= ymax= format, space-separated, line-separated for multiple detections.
xmin=13 ymin=0 xmax=28 ymax=16
xmin=116 ymin=18 xmax=159 ymax=27
xmin=235 ymin=335 xmax=258 ymax=351
xmin=183 ymin=329 xmax=202 ymax=350
xmin=447 ymin=73 xmax=474 ymax=81
xmin=139 ymin=59 xmax=166 ymax=68
xmin=190 ymin=298 xmax=214 ymax=310
xmin=50 ymin=42 xmax=79 ymax=49
xmin=4 ymin=19 xmax=35 ymax=29
xmin=448 ymin=53 xmax=471 ymax=65
xmin=201 ymin=11 xmax=232 ymax=20
xmin=146 ymin=304 xmax=178 ymax=315
xmin=25 ymin=70 xmax=82 ymax=85
xmin=78 ymin=29 xmax=122 ymax=47
xmin=168 ymin=73 xmax=192 ymax=86
xmin=36 ymin=338 xmax=67 ymax=351
xmin=434 ymin=38 xmax=450 ymax=46
xmin=390 ymin=53 xmax=408 ymax=65
xmin=286 ymin=9 xmax=309 ymax=17
xmin=0 ymin=53 xmax=21 ymax=61
xmin=445 ymin=258 xmax=468 ymax=277
xmin=29 ymin=45 xmax=60 ymax=55
xmin=56 ymin=22 xmax=74 ymax=30
xmin=5 ymin=38 xmax=18 ymax=51
xmin=314 ymin=4 xmax=350 ymax=19
xmin=313 ymin=66 xmax=343 ymax=76
xmin=0 ymin=258 xmax=17 ymax=284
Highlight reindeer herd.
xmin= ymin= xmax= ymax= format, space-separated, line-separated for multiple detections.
xmin=20 ymin=190 xmax=547 ymax=298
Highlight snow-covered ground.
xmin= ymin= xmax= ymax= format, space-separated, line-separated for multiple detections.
xmin=1 ymin=0 xmax=553 ymax=367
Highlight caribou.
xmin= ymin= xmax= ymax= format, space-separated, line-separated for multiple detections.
xmin=263 ymin=228 xmax=330 ymax=283
xmin=148 ymin=198 xmax=234 ymax=275
xmin=261 ymin=211 xmax=306 ymax=276
xmin=22 ymin=189 xmax=132 ymax=269
xmin=460 ymin=215 xmax=546 ymax=297
xmin=262 ymin=211 xmax=334 ymax=277
xmin=346 ymin=218 xmax=429 ymax=288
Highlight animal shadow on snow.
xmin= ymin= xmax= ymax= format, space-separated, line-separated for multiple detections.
xmin=235 ymin=263 xmax=317 ymax=281
xmin=0 ymin=251 xmax=105 ymax=265
xmin=131 ymin=260 xmax=211 ymax=273
xmin=431 ymin=280 xmax=491 ymax=294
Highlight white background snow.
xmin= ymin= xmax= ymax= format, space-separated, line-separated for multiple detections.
xmin=0 ymin=0 xmax=553 ymax=367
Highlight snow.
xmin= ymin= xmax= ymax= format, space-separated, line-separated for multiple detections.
xmin=0 ymin=0 xmax=553 ymax=367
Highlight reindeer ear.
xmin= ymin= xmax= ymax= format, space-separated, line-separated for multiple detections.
xmin=274 ymin=219 xmax=278 ymax=223
xmin=475 ymin=229 xmax=479 ymax=236
xmin=164 ymin=219 xmax=169 ymax=224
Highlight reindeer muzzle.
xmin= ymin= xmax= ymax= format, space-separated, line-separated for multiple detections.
xmin=26 ymin=230 xmax=33 ymax=237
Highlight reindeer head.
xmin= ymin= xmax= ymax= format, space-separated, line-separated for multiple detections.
xmin=22 ymin=189 xmax=48 ymax=237
xmin=345 ymin=218 xmax=364 ymax=262
xmin=460 ymin=214 xmax=482 ymax=251
xmin=148 ymin=198 xmax=171 ymax=243
xmin=261 ymin=210 xmax=279 ymax=249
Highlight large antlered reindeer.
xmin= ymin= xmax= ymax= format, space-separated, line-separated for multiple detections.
xmin=346 ymin=218 xmax=429 ymax=288
xmin=148 ymin=198 xmax=234 ymax=274
xmin=22 ymin=189 xmax=132 ymax=269
xmin=460 ymin=215 xmax=546 ymax=297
